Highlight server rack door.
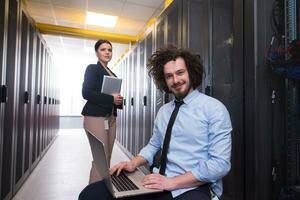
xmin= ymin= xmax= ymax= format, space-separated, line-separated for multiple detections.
xmin=166 ymin=0 xmax=180 ymax=46
xmin=153 ymin=16 xmax=165 ymax=115
xmin=45 ymin=51 xmax=50 ymax=148
xmin=116 ymin=63 xmax=120 ymax=141
xmin=38 ymin=43 xmax=45 ymax=157
xmin=0 ymin=0 xmax=8 ymax=197
xmin=26 ymin=24 xmax=36 ymax=174
xmin=119 ymin=60 xmax=125 ymax=144
xmin=124 ymin=56 xmax=129 ymax=149
xmin=116 ymin=65 xmax=121 ymax=141
xmin=119 ymin=61 xmax=124 ymax=143
xmin=144 ymin=32 xmax=153 ymax=145
xmin=165 ymin=0 xmax=180 ymax=103
xmin=32 ymin=36 xmax=41 ymax=167
xmin=128 ymin=53 xmax=133 ymax=154
xmin=211 ymin=1 xmax=244 ymax=200
xmin=1 ymin=0 xmax=20 ymax=198
xmin=137 ymin=40 xmax=145 ymax=152
xmin=132 ymin=47 xmax=138 ymax=156
xmin=42 ymin=50 xmax=48 ymax=151
xmin=123 ymin=58 xmax=128 ymax=148
xmin=46 ymin=54 xmax=49 ymax=145
xmin=14 ymin=10 xmax=29 ymax=190
xmin=182 ymin=0 xmax=210 ymax=93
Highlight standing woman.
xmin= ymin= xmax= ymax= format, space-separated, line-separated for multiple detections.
xmin=81 ymin=39 xmax=123 ymax=184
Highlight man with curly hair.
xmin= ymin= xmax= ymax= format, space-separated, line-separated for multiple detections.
xmin=79 ymin=46 xmax=232 ymax=200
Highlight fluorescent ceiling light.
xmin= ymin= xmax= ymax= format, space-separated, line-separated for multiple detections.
xmin=86 ymin=11 xmax=118 ymax=28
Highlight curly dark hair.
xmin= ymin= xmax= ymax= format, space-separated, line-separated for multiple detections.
xmin=147 ymin=46 xmax=204 ymax=93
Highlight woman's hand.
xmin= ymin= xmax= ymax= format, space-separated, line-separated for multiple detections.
xmin=141 ymin=174 xmax=176 ymax=191
xmin=109 ymin=161 xmax=136 ymax=176
xmin=112 ymin=93 xmax=123 ymax=105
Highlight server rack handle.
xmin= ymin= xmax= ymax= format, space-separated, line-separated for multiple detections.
xmin=37 ymin=94 xmax=41 ymax=104
xmin=205 ymin=86 xmax=211 ymax=96
xmin=1 ymin=85 xmax=7 ymax=103
xmin=123 ymin=99 xmax=126 ymax=106
xmin=44 ymin=96 xmax=47 ymax=104
xmin=143 ymin=96 xmax=147 ymax=106
xmin=131 ymin=97 xmax=134 ymax=106
xmin=24 ymin=91 xmax=30 ymax=104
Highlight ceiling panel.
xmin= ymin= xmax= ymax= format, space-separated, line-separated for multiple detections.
xmin=26 ymin=0 xmax=165 ymax=68
xmin=115 ymin=18 xmax=146 ymax=34
xmin=126 ymin=0 xmax=164 ymax=8
xmin=26 ymin=1 xmax=54 ymax=18
xmin=87 ymin=0 xmax=124 ymax=16
xmin=53 ymin=7 xmax=85 ymax=23
xmin=121 ymin=3 xmax=156 ymax=21
xmin=52 ymin=0 xmax=87 ymax=10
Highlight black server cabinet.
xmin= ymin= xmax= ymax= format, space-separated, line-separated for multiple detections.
xmin=38 ymin=43 xmax=45 ymax=157
xmin=42 ymin=49 xmax=48 ymax=153
xmin=26 ymin=24 xmax=36 ymax=174
xmin=153 ymin=17 xmax=165 ymax=114
xmin=45 ymin=51 xmax=50 ymax=148
xmin=144 ymin=32 xmax=154 ymax=145
xmin=210 ymin=1 xmax=244 ymax=200
xmin=121 ymin=59 xmax=127 ymax=147
xmin=132 ymin=47 xmax=138 ymax=156
xmin=116 ymin=61 xmax=121 ymax=142
xmin=137 ymin=39 xmax=145 ymax=152
xmin=1 ymin=0 xmax=20 ymax=199
xmin=182 ymin=0 xmax=210 ymax=92
xmin=32 ymin=36 xmax=41 ymax=168
xmin=127 ymin=54 xmax=133 ymax=153
xmin=123 ymin=57 xmax=129 ymax=149
xmin=14 ymin=10 xmax=29 ymax=191
xmin=120 ymin=60 xmax=125 ymax=145
xmin=0 ymin=0 xmax=8 ymax=198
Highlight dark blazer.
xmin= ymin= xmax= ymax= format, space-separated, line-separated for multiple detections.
xmin=81 ymin=62 xmax=122 ymax=117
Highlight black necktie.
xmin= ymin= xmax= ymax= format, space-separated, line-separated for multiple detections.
xmin=159 ymin=100 xmax=184 ymax=175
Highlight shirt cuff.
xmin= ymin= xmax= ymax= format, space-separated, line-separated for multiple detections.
xmin=138 ymin=148 xmax=154 ymax=166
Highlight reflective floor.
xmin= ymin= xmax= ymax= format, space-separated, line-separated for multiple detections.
xmin=12 ymin=129 xmax=129 ymax=200
xmin=12 ymin=129 xmax=217 ymax=200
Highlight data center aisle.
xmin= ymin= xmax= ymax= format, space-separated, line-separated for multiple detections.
xmin=12 ymin=129 xmax=129 ymax=200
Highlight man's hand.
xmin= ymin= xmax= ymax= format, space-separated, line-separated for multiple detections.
xmin=141 ymin=174 xmax=176 ymax=191
xmin=109 ymin=161 xmax=136 ymax=176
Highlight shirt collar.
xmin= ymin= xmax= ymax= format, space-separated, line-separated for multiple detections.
xmin=172 ymin=89 xmax=200 ymax=106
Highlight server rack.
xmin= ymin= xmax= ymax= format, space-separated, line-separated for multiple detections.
xmin=132 ymin=47 xmax=138 ymax=156
xmin=25 ymin=23 xmax=36 ymax=177
xmin=116 ymin=0 xmax=242 ymax=199
xmin=1 ymin=0 xmax=20 ymax=198
xmin=0 ymin=0 xmax=8 ymax=198
xmin=14 ymin=9 xmax=29 ymax=192
xmin=137 ymin=39 xmax=145 ymax=153
xmin=0 ymin=1 xmax=59 ymax=199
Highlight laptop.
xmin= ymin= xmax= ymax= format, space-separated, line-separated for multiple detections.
xmin=86 ymin=130 xmax=162 ymax=198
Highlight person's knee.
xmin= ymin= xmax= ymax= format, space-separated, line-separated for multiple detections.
xmin=79 ymin=181 xmax=112 ymax=200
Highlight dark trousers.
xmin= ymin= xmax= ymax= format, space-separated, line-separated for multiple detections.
xmin=78 ymin=180 xmax=211 ymax=200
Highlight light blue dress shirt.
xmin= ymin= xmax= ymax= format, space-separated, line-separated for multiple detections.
xmin=139 ymin=89 xmax=232 ymax=198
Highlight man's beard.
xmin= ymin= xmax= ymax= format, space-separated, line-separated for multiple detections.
xmin=173 ymin=84 xmax=192 ymax=100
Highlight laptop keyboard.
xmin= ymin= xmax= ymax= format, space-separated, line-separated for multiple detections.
xmin=111 ymin=171 xmax=139 ymax=191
